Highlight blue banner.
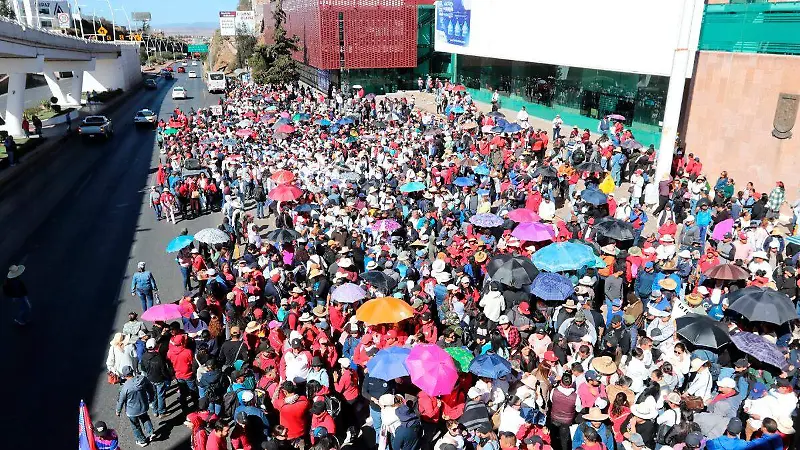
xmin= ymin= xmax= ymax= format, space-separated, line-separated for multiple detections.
xmin=436 ymin=0 xmax=471 ymax=47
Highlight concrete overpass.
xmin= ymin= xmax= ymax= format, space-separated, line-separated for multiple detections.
xmin=0 ymin=17 xmax=142 ymax=137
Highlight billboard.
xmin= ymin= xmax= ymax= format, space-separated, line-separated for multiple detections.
xmin=235 ymin=10 xmax=256 ymax=35
xmin=131 ymin=12 xmax=152 ymax=21
xmin=219 ymin=11 xmax=237 ymax=36
xmin=36 ymin=1 xmax=70 ymax=29
xmin=434 ymin=0 xmax=704 ymax=77
xmin=188 ymin=44 xmax=209 ymax=53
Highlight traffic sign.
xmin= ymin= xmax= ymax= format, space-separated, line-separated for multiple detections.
xmin=119 ymin=34 xmax=125 ymax=40
xmin=187 ymin=44 xmax=209 ymax=53
xmin=57 ymin=12 xmax=70 ymax=29
xmin=211 ymin=105 xmax=223 ymax=116
xmin=134 ymin=34 xmax=142 ymax=41
xmin=97 ymin=26 xmax=108 ymax=36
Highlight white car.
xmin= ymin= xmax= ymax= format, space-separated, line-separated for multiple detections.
xmin=188 ymin=71 xmax=197 ymax=79
xmin=134 ymin=109 xmax=157 ymax=127
xmin=191 ymin=61 xmax=197 ymax=66
xmin=181 ymin=62 xmax=188 ymax=66
xmin=172 ymin=86 xmax=187 ymax=100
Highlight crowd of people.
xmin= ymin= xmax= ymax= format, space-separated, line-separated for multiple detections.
xmin=85 ymin=78 xmax=800 ymax=450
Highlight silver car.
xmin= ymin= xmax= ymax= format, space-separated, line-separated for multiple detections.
xmin=134 ymin=109 xmax=157 ymax=128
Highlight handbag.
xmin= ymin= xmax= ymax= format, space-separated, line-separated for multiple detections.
xmin=681 ymin=394 xmax=705 ymax=411
xmin=153 ymin=292 xmax=161 ymax=305
xmin=107 ymin=371 xmax=121 ymax=385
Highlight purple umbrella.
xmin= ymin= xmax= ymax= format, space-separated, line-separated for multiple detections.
xmin=469 ymin=213 xmax=504 ymax=228
xmin=608 ymin=114 xmax=626 ymax=121
xmin=712 ymin=218 xmax=734 ymax=241
xmin=512 ymin=222 xmax=555 ymax=242
xmin=731 ymin=332 xmax=788 ymax=370
xmin=371 ymin=219 xmax=401 ymax=233
xmin=331 ymin=283 xmax=367 ymax=303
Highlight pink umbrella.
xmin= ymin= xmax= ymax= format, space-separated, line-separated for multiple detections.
xmin=235 ymin=129 xmax=253 ymax=138
xmin=141 ymin=304 xmax=182 ymax=322
xmin=511 ymin=222 xmax=555 ymax=242
xmin=508 ymin=208 xmax=540 ymax=223
xmin=275 ymin=124 xmax=296 ymax=134
xmin=269 ymin=184 xmax=303 ymax=202
xmin=712 ymin=218 xmax=735 ymax=241
xmin=404 ymin=344 xmax=458 ymax=396
xmin=279 ymin=111 xmax=290 ymax=119
xmin=370 ymin=219 xmax=401 ymax=233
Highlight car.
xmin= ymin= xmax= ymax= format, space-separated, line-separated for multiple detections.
xmin=188 ymin=71 xmax=197 ymax=79
xmin=78 ymin=115 xmax=113 ymax=139
xmin=191 ymin=61 xmax=197 ymax=66
xmin=172 ymin=86 xmax=187 ymax=100
xmin=181 ymin=62 xmax=188 ymax=66
xmin=163 ymin=71 xmax=174 ymax=80
xmin=177 ymin=66 xmax=186 ymax=73
xmin=144 ymin=79 xmax=158 ymax=90
xmin=134 ymin=109 xmax=157 ymax=127
xmin=165 ymin=66 xmax=173 ymax=72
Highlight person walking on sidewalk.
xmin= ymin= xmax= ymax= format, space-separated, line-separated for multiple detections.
xmin=116 ymin=365 xmax=156 ymax=447
xmin=130 ymin=262 xmax=159 ymax=312
xmin=3 ymin=264 xmax=31 ymax=325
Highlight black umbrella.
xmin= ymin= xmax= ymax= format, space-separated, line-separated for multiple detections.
xmin=621 ymin=139 xmax=643 ymax=150
xmin=575 ymin=162 xmax=605 ymax=173
xmin=531 ymin=166 xmax=558 ymax=179
xmin=676 ymin=313 xmax=731 ymax=349
xmin=266 ymin=228 xmax=300 ymax=243
xmin=486 ymin=255 xmax=539 ymax=288
xmin=726 ymin=287 xmax=797 ymax=325
xmin=594 ymin=217 xmax=635 ymax=241
xmin=360 ymin=271 xmax=398 ymax=292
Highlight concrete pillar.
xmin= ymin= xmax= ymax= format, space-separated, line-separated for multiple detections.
xmin=655 ymin=0 xmax=702 ymax=182
xmin=21 ymin=0 xmax=34 ymax=27
xmin=67 ymin=71 xmax=84 ymax=105
xmin=4 ymin=73 xmax=26 ymax=137
xmin=43 ymin=72 xmax=68 ymax=106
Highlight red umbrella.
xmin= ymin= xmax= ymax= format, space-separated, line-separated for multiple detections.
xmin=243 ymin=111 xmax=256 ymax=119
xmin=269 ymin=185 xmax=303 ymax=202
xmin=235 ymin=129 xmax=254 ymax=138
xmin=271 ymin=170 xmax=296 ymax=184
xmin=451 ymin=84 xmax=466 ymax=92
xmin=490 ymin=136 xmax=506 ymax=147
xmin=275 ymin=124 xmax=295 ymax=133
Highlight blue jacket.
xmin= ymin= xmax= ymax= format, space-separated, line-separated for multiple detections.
xmin=707 ymin=435 xmax=748 ymax=450
xmin=697 ymin=209 xmax=712 ymax=227
xmin=117 ymin=375 xmax=154 ymax=417
xmin=635 ymin=270 xmax=656 ymax=297
xmin=342 ymin=336 xmax=360 ymax=369
xmin=572 ymin=422 xmax=614 ymax=450
xmin=130 ymin=271 xmax=158 ymax=293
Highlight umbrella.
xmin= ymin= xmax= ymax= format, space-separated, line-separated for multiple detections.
xmin=374 ymin=120 xmax=387 ymax=129
xmin=360 ymin=271 xmax=398 ymax=293
xmin=532 ymin=241 xmax=597 ymax=272
xmin=675 ymin=314 xmax=731 ymax=349
xmin=726 ymin=287 xmax=797 ymax=325
xmin=163 ymin=127 xmax=179 ymax=136
xmin=273 ymin=132 xmax=289 ymax=141
xmin=511 ymin=222 xmax=555 ymax=242
xmin=266 ymin=105 xmax=278 ymax=112
xmin=481 ymin=125 xmax=495 ymax=133
xmin=474 ymin=164 xmax=491 ymax=176
xmin=460 ymin=157 xmax=479 ymax=168
xmin=450 ymin=84 xmax=467 ymax=92
xmin=166 ymin=235 xmax=194 ymax=253
xmin=316 ymin=119 xmax=332 ymax=127
xmin=731 ymin=332 xmax=788 ymax=370
xmin=356 ymin=296 xmax=415 ymax=325
xmin=405 ymin=344 xmax=459 ymax=396
xmin=594 ymin=217 xmax=635 ymax=241
xmin=371 ymin=219 xmax=401 ymax=233
xmin=339 ymin=172 xmax=360 ymax=182
xmin=235 ymin=129 xmax=253 ymax=138
xmin=469 ymin=353 xmax=513 ymax=379
xmin=399 ymin=181 xmax=426 ymax=193
xmin=194 ymin=228 xmax=229 ymax=245
xmin=279 ymin=111 xmax=290 ymax=119
xmin=294 ymin=203 xmax=320 ymax=213
xmin=270 ymin=170 xmax=296 ymax=184
xmin=575 ymin=162 xmax=605 ymax=173
xmin=703 ymin=263 xmax=749 ymax=281
xmin=608 ymin=114 xmax=626 ymax=121
xmin=266 ymin=228 xmax=300 ymax=243
xmin=445 ymin=347 xmax=474 ymax=372
xmin=711 ymin=218 xmax=735 ymax=241
xmin=453 ymin=177 xmax=475 ymax=187
xmin=141 ymin=304 xmax=182 ymax=322
xmin=366 ymin=347 xmax=411 ymax=380
xmin=486 ymin=111 xmax=505 ymax=119
xmin=503 ymin=123 xmax=522 ymax=133
xmin=273 ymin=118 xmax=290 ymax=128
xmin=462 ymin=121 xmax=478 ymax=130
xmin=469 ymin=213 xmax=504 ymax=228
xmin=331 ymin=283 xmax=367 ymax=304
xmin=275 ymin=124 xmax=295 ymax=134
xmin=269 ymin=185 xmax=303 ymax=202
xmin=529 ymin=272 xmax=574 ymax=301
xmin=292 ymin=113 xmax=310 ymax=122
xmin=222 ymin=138 xmax=237 ymax=146
xmin=486 ymin=254 xmax=539 ymax=288
xmin=424 ymin=128 xmax=443 ymax=137
xmin=621 ymin=139 xmax=643 ymax=151
xmin=508 ymin=208 xmax=540 ymax=223
xmin=237 ymin=119 xmax=252 ymax=128
xmin=581 ymin=188 xmax=608 ymax=206
xmin=337 ymin=117 xmax=355 ymax=125
xmin=532 ymin=166 xmax=558 ymax=179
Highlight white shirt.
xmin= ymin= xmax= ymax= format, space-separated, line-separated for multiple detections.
xmin=686 ymin=369 xmax=713 ymax=400
xmin=479 ymin=291 xmax=505 ymax=322
xmin=539 ymin=201 xmax=556 ymax=221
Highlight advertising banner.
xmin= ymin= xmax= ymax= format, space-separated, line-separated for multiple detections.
xmin=219 ymin=11 xmax=237 ymax=36
xmin=235 ymin=10 xmax=256 ymax=36
xmin=435 ymin=0 xmax=470 ymax=47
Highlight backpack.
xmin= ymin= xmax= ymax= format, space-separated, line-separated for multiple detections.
xmin=325 ymin=395 xmax=342 ymax=418
xmin=206 ymin=374 xmax=229 ymax=404
xmin=221 ymin=387 xmax=245 ymax=419
xmin=655 ymin=408 xmax=678 ymax=445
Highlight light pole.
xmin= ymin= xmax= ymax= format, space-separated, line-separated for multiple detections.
xmin=99 ymin=0 xmax=115 ymax=42
xmin=71 ymin=1 xmax=86 ymax=39
xmin=116 ymin=6 xmax=131 ymax=37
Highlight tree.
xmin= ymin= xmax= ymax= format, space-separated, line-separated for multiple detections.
xmin=248 ymin=0 xmax=299 ymax=85
xmin=235 ymin=26 xmax=257 ymax=69
xmin=238 ymin=0 xmax=252 ymax=10
xmin=0 ymin=0 xmax=16 ymax=19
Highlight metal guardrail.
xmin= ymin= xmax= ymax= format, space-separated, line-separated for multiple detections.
xmin=0 ymin=15 xmax=140 ymax=49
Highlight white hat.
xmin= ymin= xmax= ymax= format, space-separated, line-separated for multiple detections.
xmin=366 ymin=261 xmax=378 ymax=270
xmin=579 ymin=276 xmax=594 ymax=287
xmin=240 ymin=390 xmax=255 ymax=403
xmin=338 ymin=357 xmax=351 ymax=368
xmin=770 ymin=240 xmax=780 ymax=249
xmin=684 ymin=215 xmax=695 ymax=223
xmin=378 ymin=393 xmax=397 ymax=407
xmin=145 ymin=338 xmax=156 ymax=349
xmin=631 ymin=397 xmax=658 ymax=420
xmin=434 ymin=271 xmax=452 ymax=283
xmin=431 ymin=259 xmax=446 ymax=274
xmin=498 ymin=315 xmax=510 ymax=325
xmin=661 ymin=235 xmax=674 ymax=243
xmin=678 ymin=249 xmax=692 ymax=258
xmin=717 ymin=377 xmax=736 ymax=389
xmin=338 ymin=258 xmax=354 ymax=268
xmin=690 ymin=358 xmax=706 ymax=372
xmin=7 ymin=264 xmax=25 ymax=279
xmin=206 ymin=268 xmax=217 ymax=276
xmin=752 ymin=251 xmax=768 ymax=260
xmin=467 ymin=387 xmax=482 ymax=399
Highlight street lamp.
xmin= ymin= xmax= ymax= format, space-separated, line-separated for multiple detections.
xmin=101 ymin=0 xmax=115 ymax=42
xmin=70 ymin=0 xmax=86 ymax=39
xmin=115 ymin=6 xmax=131 ymax=38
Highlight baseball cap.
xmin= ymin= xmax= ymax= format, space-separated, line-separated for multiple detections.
xmin=684 ymin=432 xmax=703 ymax=448
xmin=628 ymin=433 xmax=645 ymax=447
xmin=145 ymin=338 xmax=156 ymax=349
xmin=727 ymin=418 xmax=743 ymax=435
xmin=751 ymin=382 xmax=767 ymax=397
xmin=585 ymin=370 xmax=598 ymax=381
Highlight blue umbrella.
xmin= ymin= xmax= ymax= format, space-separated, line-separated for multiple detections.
xmin=530 ymin=272 xmax=574 ymax=301
xmin=469 ymin=353 xmax=513 ymax=379
xmin=453 ymin=177 xmax=475 ymax=187
xmin=581 ymin=188 xmax=608 ymax=206
xmin=294 ymin=203 xmax=320 ymax=212
xmin=330 ymin=125 xmax=340 ymax=133
xmin=532 ymin=241 xmax=597 ymax=272
xmin=477 ymin=188 xmax=490 ymax=195
xmin=366 ymin=346 xmax=411 ymax=380
xmin=337 ymin=117 xmax=354 ymax=125
xmin=503 ymin=123 xmax=522 ymax=133
xmin=399 ymin=181 xmax=426 ymax=193
xmin=445 ymin=105 xmax=465 ymax=115
xmin=731 ymin=332 xmax=788 ymax=370
xmin=222 ymin=138 xmax=237 ymax=146
xmin=474 ymin=165 xmax=490 ymax=176
xmin=495 ymin=118 xmax=509 ymax=128
xmin=469 ymin=213 xmax=504 ymax=228
xmin=490 ymin=126 xmax=504 ymax=134
xmin=166 ymin=235 xmax=194 ymax=253
xmin=316 ymin=119 xmax=332 ymax=127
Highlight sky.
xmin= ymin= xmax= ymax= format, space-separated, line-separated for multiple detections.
xmin=74 ymin=0 xmax=239 ymax=26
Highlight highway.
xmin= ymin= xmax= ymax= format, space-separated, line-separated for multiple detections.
xmin=0 ymin=62 xmax=221 ymax=449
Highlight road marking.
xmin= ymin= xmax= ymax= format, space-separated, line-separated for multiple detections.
xmin=115 ymin=203 xmax=129 ymax=208
xmin=75 ymin=174 xmax=93 ymax=196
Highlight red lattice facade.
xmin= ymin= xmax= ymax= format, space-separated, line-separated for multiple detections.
xmin=270 ymin=0 xmax=424 ymax=70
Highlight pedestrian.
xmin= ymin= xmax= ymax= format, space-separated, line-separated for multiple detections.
xmin=93 ymin=420 xmax=120 ymax=450
xmin=149 ymin=187 xmax=162 ymax=221
xmin=130 ymin=261 xmax=159 ymax=312
xmin=3 ymin=264 xmax=31 ymax=325
xmin=21 ymin=116 xmax=29 ymax=138
xmin=4 ymin=134 xmax=17 ymax=166
xmin=140 ymin=337 xmax=171 ymax=418
xmin=167 ymin=333 xmax=197 ymax=413
xmin=116 ymin=365 xmax=155 ymax=447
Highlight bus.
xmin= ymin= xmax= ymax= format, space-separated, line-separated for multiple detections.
xmin=206 ymin=72 xmax=226 ymax=93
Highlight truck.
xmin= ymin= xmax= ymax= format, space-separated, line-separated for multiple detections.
xmin=206 ymin=72 xmax=226 ymax=93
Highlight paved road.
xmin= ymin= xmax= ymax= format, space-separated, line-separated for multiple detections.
xmin=0 ymin=77 xmax=74 ymax=117
xmin=0 ymin=64 xmax=221 ymax=449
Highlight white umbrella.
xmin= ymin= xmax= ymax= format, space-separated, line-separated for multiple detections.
xmin=194 ymin=227 xmax=230 ymax=244
xmin=237 ymin=119 xmax=252 ymax=128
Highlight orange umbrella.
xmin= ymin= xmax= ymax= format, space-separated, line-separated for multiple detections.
xmin=271 ymin=170 xmax=295 ymax=184
xmin=356 ymin=297 xmax=415 ymax=325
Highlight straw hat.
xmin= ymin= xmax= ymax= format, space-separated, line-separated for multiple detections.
xmin=312 ymin=305 xmax=328 ymax=317
xmin=578 ymin=276 xmax=594 ymax=287
xmin=474 ymin=251 xmax=488 ymax=263
xmin=686 ymin=292 xmax=703 ymax=306
xmin=658 ymin=278 xmax=678 ymax=291
xmin=591 ymin=356 xmax=618 ymax=376
xmin=601 ymin=244 xmax=619 ymax=256
xmin=308 ymin=267 xmax=324 ymax=278
xmin=627 ymin=246 xmax=642 ymax=257
xmin=245 ymin=321 xmax=261 ymax=334
xmin=582 ymin=407 xmax=608 ymax=421
xmin=7 ymin=265 xmax=25 ymax=279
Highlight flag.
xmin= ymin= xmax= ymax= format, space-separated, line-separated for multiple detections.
xmin=78 ymin=400 xmax=97 ymax=450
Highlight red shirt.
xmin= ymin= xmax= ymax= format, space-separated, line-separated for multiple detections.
xmin=417 ymin=391 xmax=443 ymax=423
xmin=334 ymin=368 xmax=360 ymax=401
xmin=273 ymin=392 xmax=310 ymax=439
xmin=206 ymin=433 xmax=227 ymax=450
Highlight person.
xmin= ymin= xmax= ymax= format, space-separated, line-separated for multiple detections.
xmin=4 ymin=134 xmax=16 ymax=166
xmin=273 ymin=380 xmax=310 ymax=445
xmin=116 ymin=365 xmax=155 ymax=447
xmin=4 ymin=264 xmax=31 ymax=325
xmin=706 ymin=418 xmax=746 ymax=450
xmin=139 ymin=337 xmax=170 ymax=418
xmin=130 ymin=262 xmax=159 ymax=312
xmin=93 ymin=421 xmax=120 ymax=450
xmin=167 ymin=333 xmax=197 ymax=413
xmin=206 ymin=422 xmax=231 ymax=450
xmin=107 ymin=332 xmax=137 ymax=380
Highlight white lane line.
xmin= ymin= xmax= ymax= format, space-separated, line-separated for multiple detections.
xmin=75 ymin=174 xmax=93 ymax=196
